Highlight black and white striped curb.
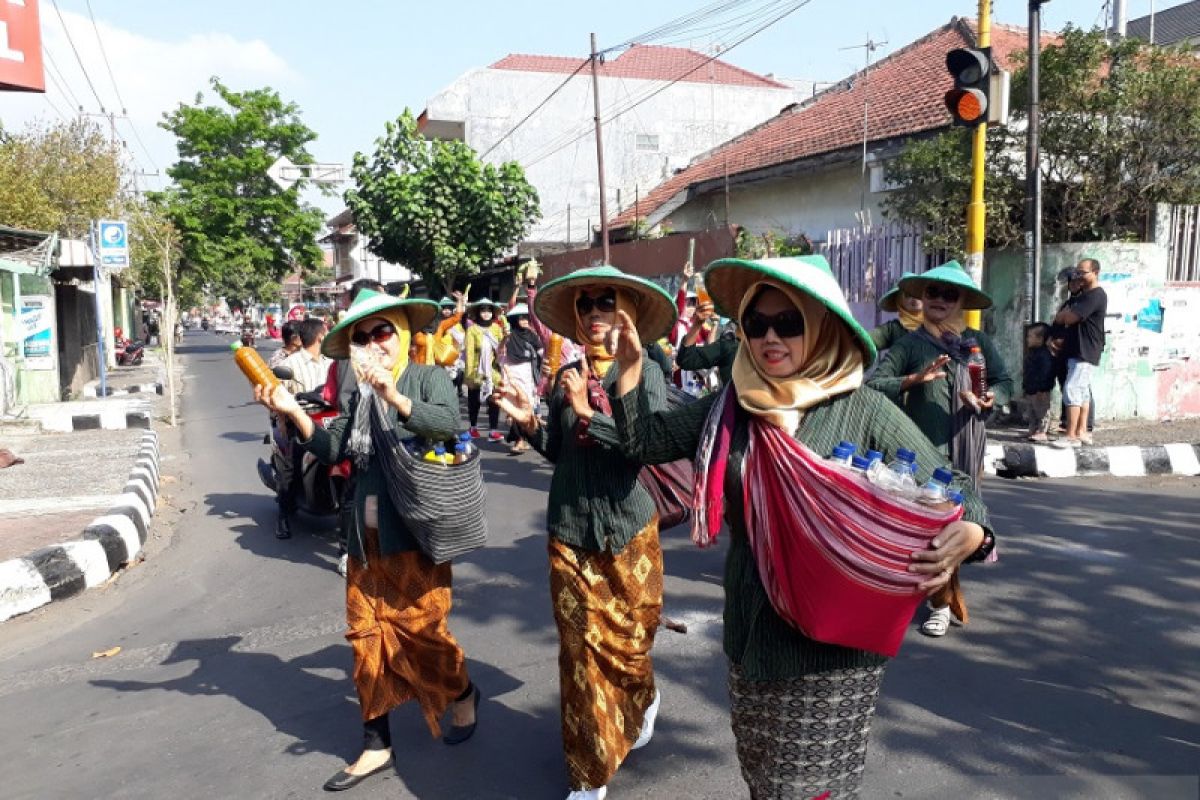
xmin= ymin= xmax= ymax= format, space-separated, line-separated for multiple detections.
xmin=82 ymin=382 xmax=164 ymax=398
xmin=0 ymin=430 xmax=161 ymax=622
xmin=984 ymin=441 xmax=1200 ymax=479
xmin=28 ymin=399 xmax=152 ymax=432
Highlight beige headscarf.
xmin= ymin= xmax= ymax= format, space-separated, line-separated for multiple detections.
xmin=732 ymin=281 xmax=865 ymax=433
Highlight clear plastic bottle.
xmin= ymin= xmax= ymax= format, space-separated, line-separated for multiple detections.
xmin=864 ymin=449 xmax=885 ymax=482
xmin=849 ymin=455 xmax=871 ymax=476
xmin=918 ymin=466 xmax=955 ymax=505
xmin=453 ymin=441 xmax=469 ymax=464
xmin=967 ymin=346 xmax=988 ymax=398
xmin=878 ymin=448 xmax=918 ymax=498
xmin=423 ymin=443 xmax=450 ymax=465
xmin=458 ymin=431 xmax=474 ymax=458
xmin=946 ymin=489 xmax=965 ymax=507
xmin=230 ymin=341 xmax=280 ymax=390
xmin=828 ymin=443 xmax=855 ymax=467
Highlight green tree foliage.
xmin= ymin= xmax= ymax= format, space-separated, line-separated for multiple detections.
xmin=346 ymin=110 xmax=540 ymax=291
xmin=157 ymin=78 xmax=325 ymax=303
xmin=0 ymin=118 xmax=121 ymax=238
xmin=884 ymin=27 xmax=1200 ymax=252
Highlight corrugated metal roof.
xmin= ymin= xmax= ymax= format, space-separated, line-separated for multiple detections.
xmin=1125 ymin=0 xmax=1200 ymax=45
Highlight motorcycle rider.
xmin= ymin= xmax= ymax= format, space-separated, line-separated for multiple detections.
xmin=273 ymin=318 xmax=333 ymax=539
xmin=269 ymin=321 xmax=302 ymax=368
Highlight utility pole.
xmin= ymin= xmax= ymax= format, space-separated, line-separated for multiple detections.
xmin=963 ymin=0 xmax=990 ymax=332
xmin=1113 ymin=0 xmax=1127 ymax=37
xmin=1025 ymin=1 xmax=1047 ymax=323
xmin=840 ymin=36 xmax=887 ymax=214
xmin=590 ymin=33 xmax=611 ymax=264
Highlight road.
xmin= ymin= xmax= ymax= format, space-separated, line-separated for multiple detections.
xmin=0 ymin=331 xmax=1197 ymax=800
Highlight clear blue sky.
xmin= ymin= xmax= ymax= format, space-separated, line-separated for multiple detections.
xmin=5 ymin=0 xmax=1142 ymax=216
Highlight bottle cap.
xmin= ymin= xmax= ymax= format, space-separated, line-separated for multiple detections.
xmin=851 ymin=455 xmax=870 ymax=470
xmin=896 ymin=447 xmax=917 ymax=463
xmin=932 ymin=466 xmax=954 ymax=484
xmin=865 ymin=449 xmax=883 ymax=463
xmin=434 ymin=444 xmax=446 ymax=454
xmin=837 ymin=440 xmax=856 ymax=454
xmin=459 ymin=431 xmax=471 ymax=441
xmin=832 ymin=444 xmax=853 ymax=460
xmin=230 ymin=342 xmax=242 ymax=352
xmin=947 ymin=490 xmax=965 ymax=505
xmin=455 ymin=442 xmax=467 ymax=452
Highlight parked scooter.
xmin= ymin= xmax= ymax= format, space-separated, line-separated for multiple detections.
xmin=113 ymin=328 xmax=145 ymax=366
xmin=256 ymin=366 xmax=349 ymax=518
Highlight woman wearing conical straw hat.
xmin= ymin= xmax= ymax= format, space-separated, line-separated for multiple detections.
xmin=492 ymin=265 xmax=678 ymax=800
xmin=255 ymin=289 xmax=481 ymax=793
xmin=871 ymin=271 xmax=923 ymax=352
xmin=606 ymin=256 xmax=996 ymax=799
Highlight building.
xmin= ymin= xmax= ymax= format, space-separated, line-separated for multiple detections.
xmin=609 ymin=18 xmax=1041 ymax=247
xmin=0 ymin=226 xmax=59 ymax=407
xmin=1123 ymin=0 xmax=1200 ymax=48
xmin=418 ymin=44 xmax=799 ymax=246
xmin=320 ymin=208 xmax=411 ymax=286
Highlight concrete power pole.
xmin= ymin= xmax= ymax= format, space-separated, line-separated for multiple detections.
xmin=590 ymin=33 xmax=611 ymax=264
xmin=1113 ymin=0 xmax=1127 ymax=37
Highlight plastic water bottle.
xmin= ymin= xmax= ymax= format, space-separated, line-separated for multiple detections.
xmin=864 ymin=449 xmax=884 ymax=481
xmin=837 ymin=441 xmax=857 ymax=456
xmin=829 ymin=443 xmax=855 ymax=467
xmin=423 ymin=443 xmax=450 ymax=465
xmin=453 ymin=441 xmax=469 ymax=465
xmin=918 ymin=466 xmax=955 ymax=505
xmin=946 ymin=489 xmax=965 ymax=507
xmin=849 ymin=455 xmax=871 ymax=476
xmin=457 ymin=431 xmax=474 ymax=457
xmin=878 ymin=448 xmax=918 ymax=499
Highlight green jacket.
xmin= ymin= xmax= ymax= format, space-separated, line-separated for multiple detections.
xmin=867 ymin=328 xmax=1013 ymax=460
xmin=613 ymin=385 xmax=993 ymax=680
xmin=676 ymin=335 xmax=738 ymax=385
xmin=869 ymin=318 xmax=910 ymax=352
xmin=299 ymin=364 xmax=459 ymax=559
xmin=527 ymin=358 xmax=667 ymax=554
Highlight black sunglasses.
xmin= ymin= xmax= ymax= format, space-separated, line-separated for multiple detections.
xmin=350 ymin=322 xmax=397 ymax=347
xmin=575 ymin=290 xmax=618 ymax=315
xmin=923 ymin=285 xmax=961 ymax=303
xmin=742 ymin=309 xmax=805 ymax=339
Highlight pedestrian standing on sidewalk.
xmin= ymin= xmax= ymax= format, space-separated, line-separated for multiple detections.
xmin=1022 ymin=322 xmax=1056 ymax=442
xmin=464 ymin=299 xmax=505 ymax=441
xmin=255 ymin=289 xmax=480 ymax=793
xmin=870 ymin=271 xmax=923 ymax=352
xmin=867 ymin=261 xmax=1010 ymax=638
xmin=1053 ymin=258 xmax=1107 ymax=449
xmin=491 ymin=265 xmax=677 ymax=800
xmin=607 ymin=255 xmax=994 ymax=800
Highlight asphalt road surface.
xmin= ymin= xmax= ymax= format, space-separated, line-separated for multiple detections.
xmin=0 ymin=331 xmax=1196 ymax=800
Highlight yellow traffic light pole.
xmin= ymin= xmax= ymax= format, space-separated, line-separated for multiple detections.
xmin=964 ymin=0 xmax=991 ymax=331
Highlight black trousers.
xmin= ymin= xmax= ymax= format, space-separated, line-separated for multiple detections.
xmin=363 ymin=714 xmax=391 ymax=751
xmin=467 ymin=387 xmax=499 ymax=429
xmin=336 ymin=472 xmax=357 ymax=555
xmin=273 ymin=423 xmax=304 ymax=516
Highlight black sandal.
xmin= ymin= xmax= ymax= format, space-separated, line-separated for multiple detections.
xmin=442 ymin=683 xmax=481 ymax=745
xmin=322 ymin=757 xmax=393 ymax=792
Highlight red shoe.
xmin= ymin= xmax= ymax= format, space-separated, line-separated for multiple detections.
xmin=468 ymin=427 xmax=481 ymax=439
xmin=488 ymin=431 xmax=504 ymax=442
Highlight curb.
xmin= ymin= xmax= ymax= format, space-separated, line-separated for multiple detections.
xmin=28 ymin=399 xmax=153 ymax=432
xmin=82 ymin=382 xmax=164 ymax=399
xmin=0 ymin=430 xmax=161 ymax=623
xmin=984 ymin=441 xmax=1200 ymax=479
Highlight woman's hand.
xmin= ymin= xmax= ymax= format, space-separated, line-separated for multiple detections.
xmin=958 ymin=389 xmax=996 ymax=414
xmin=909 ymin=520 xmax=986 ymax=594
xmin=493 ymin=367 xmax=536 ymax=430
xmin=613 ymin=309 xmax=644 ymax=399
xmin=363 ymin=363 xmax=412 ymax=417
xmin=560 ymin=367 xmax=593 ymax=421
xmin=902 ymin=354 xmax=951 ymax=391
xmin=254 ymin=382 xmax=301 ymax=419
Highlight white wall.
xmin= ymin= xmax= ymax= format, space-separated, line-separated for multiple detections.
xmin=424 ymin=68 xmax=795 ymax=244
xmin=665 ymin=161 xmax=888 ymax=241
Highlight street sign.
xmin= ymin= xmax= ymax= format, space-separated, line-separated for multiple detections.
xmin=97 ymin=219 xmax=129 ymax=269
xmin=0 ymin=0 xmax=45 ymax=92
xmin=267 ymin=155 xmax=347 ymax=191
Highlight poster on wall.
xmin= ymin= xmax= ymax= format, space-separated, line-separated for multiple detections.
xmin=19 ymin=295 xmax=54 ymax=370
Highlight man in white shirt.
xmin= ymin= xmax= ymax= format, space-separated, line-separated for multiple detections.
xmin=274 ymin=318 xmax=332 ymax=539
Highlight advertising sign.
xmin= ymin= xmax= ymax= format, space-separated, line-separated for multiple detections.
xmin=19 ymin=295 xmax=54 ymax=370
xmin=98 ymin=219 xmax=129 ymax=269
xmin=0 ymin=0 xmax=45 ymax=92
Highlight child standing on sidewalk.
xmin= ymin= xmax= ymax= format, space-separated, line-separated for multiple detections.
xmin=1023 ymin=322 xmax=1056 ymax=442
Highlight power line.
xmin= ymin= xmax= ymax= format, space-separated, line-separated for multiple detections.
xmin=42 ymin=93 xmax=70 ymax=123
xmin=85 ymin=0 xmax=127 ymax=110
xmin=121 ymin=117 xmax=161 ymax=173
xmin=480 ymin=59 xmax=589 ymax=159
xmin=524 ymin=0 xmax=812 ymax=170
xmin=43 ymin=48 xmax=83 ymax=112
xmin=49 ymin=0 xmax=107 ymax=112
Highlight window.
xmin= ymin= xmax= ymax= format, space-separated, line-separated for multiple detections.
xmin=635 ymin=134 xmax=660 ymax=152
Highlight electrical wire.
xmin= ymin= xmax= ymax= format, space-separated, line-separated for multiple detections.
xmin=480 ymin=58 xmax=589 ymax=159
xmin=43 ymin=48 xmax=83 ymax=112
xmin=42 ymin=93 xmax=71 ymax=123
xmin=49 ymin=0 xmax=107 ymax=112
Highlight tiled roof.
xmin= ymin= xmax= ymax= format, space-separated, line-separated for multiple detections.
xmin=613 ymin=18 xmax=1054 ymax=229
xmin=490 ymin=44 xmax=788 ymax=89
xmin=1125 ymin=0 xmax=1200 ymax=45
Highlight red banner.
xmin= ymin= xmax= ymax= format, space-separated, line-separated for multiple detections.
xmin=1 ymin=0 xmax=45 ymax=93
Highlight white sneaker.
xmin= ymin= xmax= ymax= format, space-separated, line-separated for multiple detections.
xmin=632 ymin=689 xmax=661 ymax=750
xmin=566 ymin=788 xmax=606 ymax=800
xmin=920 ymin=606 xmax=953 ymax=637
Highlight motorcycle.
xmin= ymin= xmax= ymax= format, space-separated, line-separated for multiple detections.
xmin=113 ymin=329 xmax=145 ymax=366
xmin=240 ymin=324 xmax=256 ymax=348
xmin=201 ymin=317 xmax=210 ymax=331
xmin=256 ymin=366 xmax=349 ymax=518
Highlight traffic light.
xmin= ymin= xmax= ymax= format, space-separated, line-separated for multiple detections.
xmin=944 ymin=48 xmax=992 ymax=127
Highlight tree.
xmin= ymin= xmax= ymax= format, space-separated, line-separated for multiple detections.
xmin=346 ymin=110 xmax=540 ymax=292
xmin=884 ymin=27 xmax=1200 ymax=252
xmin=157 ymin=78 xmax=325 ymax=303
xmin=0 ymin=117 xmax=121 ymax=238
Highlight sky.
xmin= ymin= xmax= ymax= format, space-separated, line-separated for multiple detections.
xmin=2 ymin=0 xmax=1150 ymax=219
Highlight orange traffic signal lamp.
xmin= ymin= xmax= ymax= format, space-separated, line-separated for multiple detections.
xmin=945 ymin=47 xmax=992 ymax=127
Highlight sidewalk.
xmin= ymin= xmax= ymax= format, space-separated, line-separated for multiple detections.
xmin=0 ymin=349 xmax=176 ymax=622
xmin=985 ymin=417 xmax=1200 ymax=479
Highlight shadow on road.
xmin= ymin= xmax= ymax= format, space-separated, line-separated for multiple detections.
xmin=203 ymin=490 xmax=342 ymax=573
